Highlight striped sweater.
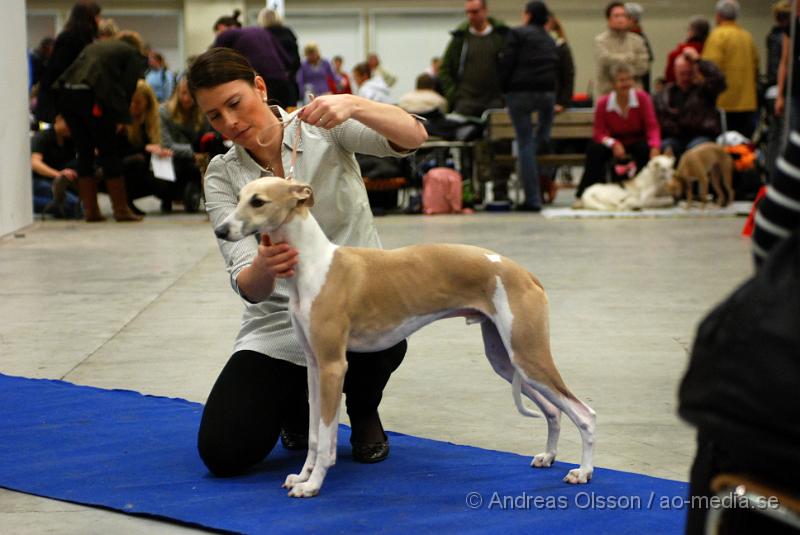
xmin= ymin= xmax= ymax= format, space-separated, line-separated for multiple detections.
xmin=753 ymin=131 xmax=800 ymax=264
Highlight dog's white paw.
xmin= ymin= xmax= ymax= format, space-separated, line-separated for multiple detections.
xmin=531 ymin=452 xmax=556 ymax=468
xmin=287 ymin=481 xmax=320 ymax=498
xmin=282 ymin=472 xmax=308 ymax=489
xmin=563 ymin=467 xmax=593 ymax=484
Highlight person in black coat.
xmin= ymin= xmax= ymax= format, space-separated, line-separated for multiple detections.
xmin=36 ymin=1 xmax=101 ymax=123
xmin=498 ymin=0 xmax=559 ymax=212
xmin=53 ymin=31 xmax=148 ymax=222
xmin=259 ymin=8 xmax=301 ymax=107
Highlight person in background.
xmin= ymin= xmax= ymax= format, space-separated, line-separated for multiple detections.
xmin=352 ymin=62 xmax=392 ymax=104
xmin=702 ymin=0 xmax=759 ymax=139
xmin=159 ymin=76 xmax=210 ymax=213
xmin=296 ymin=42 xmax=338 ymax=102
xmin=366 ymin=53 xmax=397 ymax=88
xmin=655 ymin=47 xmax=726 ymax=160
xmin=30 ymin=114 xmax=80 ymax=217
xmin=767 ymin=1 xmax=791 ymax=90
xmin=36 ymin=1 xmax=101 ymax=124
xmin=664 ymin=16 xmax=710 ymax=84
xmin=425 ymin=56 xmax=445 ymax=95
xmin=398 ymin=73 xmax=447 ymax=115
xmin=575 ymin=63 xmax=660 ymax=204
xmin=499 ymin=0 xmax=559 ymax=212
xmin=545 ymin=13 xmax=575 ymax=113
xmin=331 ymin=56 xmax=353 ymax=94
xmin=53 ymin=30 xmax=147 ymax=222
xmin=439 ymin=0 xmax=510 ymax=116
xmin=624 ymin=3 xmax=653 ymax=92
xmin=96 ymin=17 xmax=118 ymax=39
xmin=593 ymin=1 xmax=649 ymax=96
xmin=29 ymin=37 xmax=55 ymax=89
xmin=212 ymin=9 xmax=241 ymax=35
xmin=118 ymin=80 xmax=173 ymax=215
xmin=213 ymin=23 xmax=293 ymax=109
xmin=259 ymin=8 xmax=301 ymax=107
xmin=146 ymin=51 xmax=176 ymax=102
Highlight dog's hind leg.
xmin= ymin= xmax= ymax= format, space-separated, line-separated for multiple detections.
xmin=480 ymin=320 xmax=562 ymax=469
xmin=498 ymin=282 xmax=596 ymax=484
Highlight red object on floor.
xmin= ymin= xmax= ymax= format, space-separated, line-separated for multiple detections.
xmin=742 ymin=185 xmax=767 ymax=237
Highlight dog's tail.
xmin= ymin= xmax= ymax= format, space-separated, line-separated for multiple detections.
xmin=512 ymin=370 xmax=541 ymax=418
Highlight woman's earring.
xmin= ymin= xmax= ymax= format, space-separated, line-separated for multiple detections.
xmin=262 ymin=96 xmax=268 ymax=103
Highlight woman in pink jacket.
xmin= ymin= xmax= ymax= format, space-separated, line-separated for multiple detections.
xmin=575 ymin=63 xmax=660 ymax=201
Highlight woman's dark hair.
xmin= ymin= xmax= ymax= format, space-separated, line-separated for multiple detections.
xmin=688 ymin=16 xmax=710 ymax=43
xmin=64 ymin=1 xmax=101 ymax=38
xmin=186 ymin=47 xmax=257 ymax=98
xmin=213 ymin=9 xmax=242 ymax=31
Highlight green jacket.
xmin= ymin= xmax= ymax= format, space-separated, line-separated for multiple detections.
xmin=439 ymin=17 xmax=510 ymax=111
xmin=55 ymin=40 xmax=147 ymax=123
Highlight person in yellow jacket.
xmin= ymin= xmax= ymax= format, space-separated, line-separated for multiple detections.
xmin=701 ymin=0 xmax=759 ymax=138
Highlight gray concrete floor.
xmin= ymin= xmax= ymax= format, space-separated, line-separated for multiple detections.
xmin=0 ymin=191 xmax=754 ymax=533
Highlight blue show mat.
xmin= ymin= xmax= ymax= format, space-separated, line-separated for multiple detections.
xmin=0 ymin=374 xmax=688 ymax=534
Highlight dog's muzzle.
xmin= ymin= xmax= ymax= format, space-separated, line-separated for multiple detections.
xmin=214 ymin=223 xmax=231 ymax=240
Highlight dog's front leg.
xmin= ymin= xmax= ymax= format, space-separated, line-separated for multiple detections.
xmin=287 ymin=355 xmax=346 ymax=498
xmin=282 ymin=355 xmax=320 ymax=490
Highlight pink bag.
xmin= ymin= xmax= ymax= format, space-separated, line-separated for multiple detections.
xmin=422 ymin=167 xmax=462 ymax=215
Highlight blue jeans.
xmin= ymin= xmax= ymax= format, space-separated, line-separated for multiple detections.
xmin=506 ymin=92 xmax=556 ymax=209
xmin=661 ymin=136 xmax=712 ymax=160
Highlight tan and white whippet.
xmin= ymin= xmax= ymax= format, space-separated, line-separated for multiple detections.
xmin=214 ymin=177 xmax=596 ymax=498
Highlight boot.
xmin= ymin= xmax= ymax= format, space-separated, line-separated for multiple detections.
xmin=77 ymin=177 xmax=106 ymax=222
xmin=106 ymin=177 xmax=143 ymax=222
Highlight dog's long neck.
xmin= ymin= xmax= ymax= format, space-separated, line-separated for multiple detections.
xmin=269 ymin=209 xmax=338 ymax=291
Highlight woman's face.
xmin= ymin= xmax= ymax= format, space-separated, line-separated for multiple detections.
xmin=613 ymin=72 xmax=634 ymax=94
xmin=306 ymin=50 xmax=320 ymax=64
xmin=194 ymin=78 xmax=270 ymax=151
xmin=129 ymin=91 xmax=148 ymax=118
xmin=177 ymin=79 xmax=194 ymax=112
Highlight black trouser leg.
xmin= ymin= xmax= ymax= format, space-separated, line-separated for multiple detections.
xmin=626 ymin=141 xmax=652 ymax=176
xmin=197 ymin=351 xmax=307 ymax=477
xmin=344 ymin=340 xmax=407 ymax=442
xmin=577 ymin=142 xmax=612 ymax=198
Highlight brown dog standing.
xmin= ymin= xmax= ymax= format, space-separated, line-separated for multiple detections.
xmin=668 ymin=142 xmax=735 ymax=208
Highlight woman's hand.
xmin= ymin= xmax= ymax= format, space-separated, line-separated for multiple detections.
xmin=297 ymin=94 xmax=355 ymax=130
xmin=649 ymin=147 xmax=660 ymax=159
xmin=612 ymin=142 xmax=626 ymax=160
xmin=252 ymin=234 xmax=299 ymax=280
xmin=554 ymin=104 xmax=565 ymax=114
xmin=145 ymin=144 xmax=174 ymax=158
xmin=776 ymin=94 xmax=785 ymax=117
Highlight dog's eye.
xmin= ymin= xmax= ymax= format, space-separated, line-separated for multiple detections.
xmin=249 ymin=196 xmax=268 ymax=208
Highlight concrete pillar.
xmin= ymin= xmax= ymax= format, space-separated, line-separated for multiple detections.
xmin=1 ymin=2 xmax=33 ymax=237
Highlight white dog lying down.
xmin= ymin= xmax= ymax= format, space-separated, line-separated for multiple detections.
xmin=581 ymin=155 xmax=676 ymax=211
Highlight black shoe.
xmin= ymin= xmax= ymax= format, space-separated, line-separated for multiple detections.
xmin=515 ymin=204 xmax=542 ymax=213
xmin=351 ymin=433 xmax=390 ymax=463
xmin=279 ymin=429 xmax=308 ymax=451
xmin=129 ymin=202 xmax=146 ymax=216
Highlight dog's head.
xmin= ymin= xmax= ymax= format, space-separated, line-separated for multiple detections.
xmin=646 ymin=154 xmax=676 ymax=183
xmin=214 ymin=177 xmax=315 ymax=242
xmin=666 ymin=174 xmax=684 ymax=199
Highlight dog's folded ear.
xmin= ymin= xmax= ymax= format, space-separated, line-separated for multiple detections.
xmin=289 ymin=184 xmax=315 ymax=208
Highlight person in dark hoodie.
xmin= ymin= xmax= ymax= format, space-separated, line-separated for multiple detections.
xmin=439 ymin=0 xmax=510 ymax=116
xmin=36 ymin=1 xmax=101 ymax=123
xmin=259 ymin=8 xmax=301 ymax=106
xmin=498 ymin=1 xmax=558 ymax=212
xmin=53 ymin=31 xmax=148 ymax=222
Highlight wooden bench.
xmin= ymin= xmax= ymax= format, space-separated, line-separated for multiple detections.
xmin=483 ymin=107 xmax=594 ymax=168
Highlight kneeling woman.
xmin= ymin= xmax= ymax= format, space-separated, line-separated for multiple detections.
xmin=188 ymin=48 xmax=427 ymax=475
xmin=575 ymin=63 xmax=661 ymax=202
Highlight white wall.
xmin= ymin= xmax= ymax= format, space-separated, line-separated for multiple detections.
xmin=1 ymin=2 xmax=33 ymax=237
